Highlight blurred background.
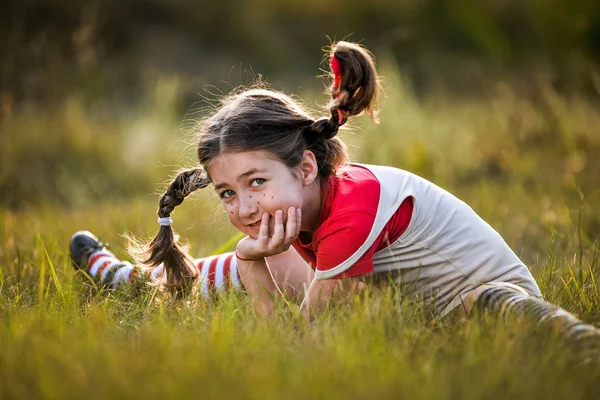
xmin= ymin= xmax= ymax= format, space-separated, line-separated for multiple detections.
xmin=3 ymin=3 xmax=600 ymax=395
xmin=1 ymin=0 xmax=600 ymax=249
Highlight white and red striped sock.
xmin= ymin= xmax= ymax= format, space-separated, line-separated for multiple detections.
xmin=85 ymin=250 xmax=240 ymax=293
xmin=87 ymin=250 xmax=157 ymax=289
xmin=194 ymin=253 xmax=240 ymax=297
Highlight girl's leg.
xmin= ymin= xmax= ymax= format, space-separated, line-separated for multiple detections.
xmin=469 ymin=284 xmax=600 ymax=349
xmin=70 ymin=231 xmax=240 ymax=294
xmin=70 ymin=231 xmax=154 ymax=289
xmin=192 ymin=253 xmax=241 ymax=296
xmin=85 ymin=248 xmax=163 ymax=288
xmin=70 ymin=231 xmax=313 ymax=298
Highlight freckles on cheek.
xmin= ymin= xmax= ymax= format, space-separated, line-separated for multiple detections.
xmin=225 ymin=205 xmax=237 ymax=217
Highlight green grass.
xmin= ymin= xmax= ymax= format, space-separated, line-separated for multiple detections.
xmin=1 ymin=65 xmax=600 ymax=398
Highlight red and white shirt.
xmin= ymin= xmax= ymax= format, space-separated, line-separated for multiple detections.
xmin=293 ymin=165 xmax=413 ymax=279
xmin=294 ymin=163 xmax=542 ymax=317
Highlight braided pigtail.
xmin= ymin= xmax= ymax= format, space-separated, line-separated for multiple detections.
xmin=141 ymin=167 xmax=210 ymax=294
xmin=310 ymin=41 xmax=380 ymax=140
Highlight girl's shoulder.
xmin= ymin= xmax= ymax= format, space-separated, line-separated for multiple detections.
xmin=326 ymin=164 xmax=381 ymax=217
xmin=337 ymin=163 xmax=380 ymax=186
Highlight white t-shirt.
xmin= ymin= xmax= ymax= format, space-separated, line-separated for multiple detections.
xmin=316 ymin=163 xmax=542 ymax=317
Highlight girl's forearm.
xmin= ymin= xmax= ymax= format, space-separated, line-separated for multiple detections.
xmin=299 ymin=277 xmax=364 ymax=320
xmin=265 ymin=247 xmax=314 ymax=301
xmin=236 ymin=256 xmax=282 ymax=317
xmin=299 ymin=278 xmax=339 ymax=320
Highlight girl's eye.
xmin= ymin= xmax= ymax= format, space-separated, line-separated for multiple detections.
xmin=251 ymin=178 xmax=266 ymax=187
xmin=221 ymin=190 xmax=235 ymax=199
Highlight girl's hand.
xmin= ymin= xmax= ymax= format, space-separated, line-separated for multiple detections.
xmin=237 ymin=207 xmax=302 ymax=260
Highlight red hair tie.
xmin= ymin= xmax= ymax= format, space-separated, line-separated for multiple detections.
xmin=330 ymin=55 xmax=345 ymax=124
xmin=330 ymin=56 xmax=342 ymax=88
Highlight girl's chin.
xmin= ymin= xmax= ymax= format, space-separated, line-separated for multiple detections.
xmin=242 ymin=227 xmax=260 ymax=239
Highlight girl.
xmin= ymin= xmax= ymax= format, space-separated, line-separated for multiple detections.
xmin=141 ymin=40 xmax=542 ymax=319
xmin=72 ymin=41 xmax=598 ymax=343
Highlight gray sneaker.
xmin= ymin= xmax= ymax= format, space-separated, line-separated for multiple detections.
xmin=69 ymin=230 xmax=110 ymax=270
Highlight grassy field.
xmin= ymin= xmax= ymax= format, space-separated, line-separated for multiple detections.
xmin=1 ymin=65 xmax=600 ymax=399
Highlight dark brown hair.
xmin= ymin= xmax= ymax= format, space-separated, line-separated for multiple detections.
xmin=138 ymin=41 xmax=380 ymax=293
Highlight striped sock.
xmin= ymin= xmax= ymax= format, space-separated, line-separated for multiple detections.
xmin=85 ymin=250 xmax=241 ymax=294
xmin=87 ymin=250 xmax=158 ymax=289
xmin=475 ymin=286 xmax=600 ymax=354
xmin=194 ymin=252 xmax=241 ymax=298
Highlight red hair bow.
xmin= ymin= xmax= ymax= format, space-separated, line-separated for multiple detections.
xmin=330 ymin=56 xmax=342 ymax=88
xmin=330 ymin=56 xmax=345 ymax=124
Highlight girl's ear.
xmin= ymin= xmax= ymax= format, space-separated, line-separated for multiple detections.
xmin=298 ymin=150 xmax=319 ymax=186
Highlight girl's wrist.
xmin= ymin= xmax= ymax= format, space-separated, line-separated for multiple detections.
xmin=235 ymin=251 xmax=263 ymax=262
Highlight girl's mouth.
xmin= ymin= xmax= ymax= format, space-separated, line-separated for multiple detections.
xmin=247 ymin=221 xmax=261 ymax=229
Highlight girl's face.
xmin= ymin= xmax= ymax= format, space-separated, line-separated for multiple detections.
xmin=207 ymin=150 xmax=319 ymax=239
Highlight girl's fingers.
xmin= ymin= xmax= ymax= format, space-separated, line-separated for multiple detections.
xmin=253 ymin=207 xmax=302 ymax=257
xmin=257 ymin=212 xmax=270 ymax=244
xmin=284 ymin=207 xmax=297 ymax=243
xmin=295 ymin=207 xmax=302 ymax=236
xmin=271 ymin=210 xmax=285 ymax=245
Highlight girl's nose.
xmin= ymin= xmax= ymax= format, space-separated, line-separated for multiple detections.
xmin=238 ymin=194 xmax=259 ymax=219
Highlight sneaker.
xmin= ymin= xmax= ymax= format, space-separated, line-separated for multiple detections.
xmin=69 ymin=230 xmax=109 ymax=270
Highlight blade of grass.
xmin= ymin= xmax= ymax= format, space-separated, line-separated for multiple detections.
xmin=588 ymin=265 xmax=597 ymax=314
xmin=74 ymin=267 xmax=99 ymax=292
xmin=38 ymin=247 xmax=46 ymax=304
xmin=565 ymin=262 xmax=588 ymax=311
xmin=37 ymin=234 xmax=66 ymax=305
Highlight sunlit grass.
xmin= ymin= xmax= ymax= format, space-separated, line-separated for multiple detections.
xmin=1 ymin=64 xmax=600 ymax=398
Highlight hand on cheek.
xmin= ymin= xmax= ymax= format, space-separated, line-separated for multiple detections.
xmin=237 ymin=207 xmax=302 ymax=260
